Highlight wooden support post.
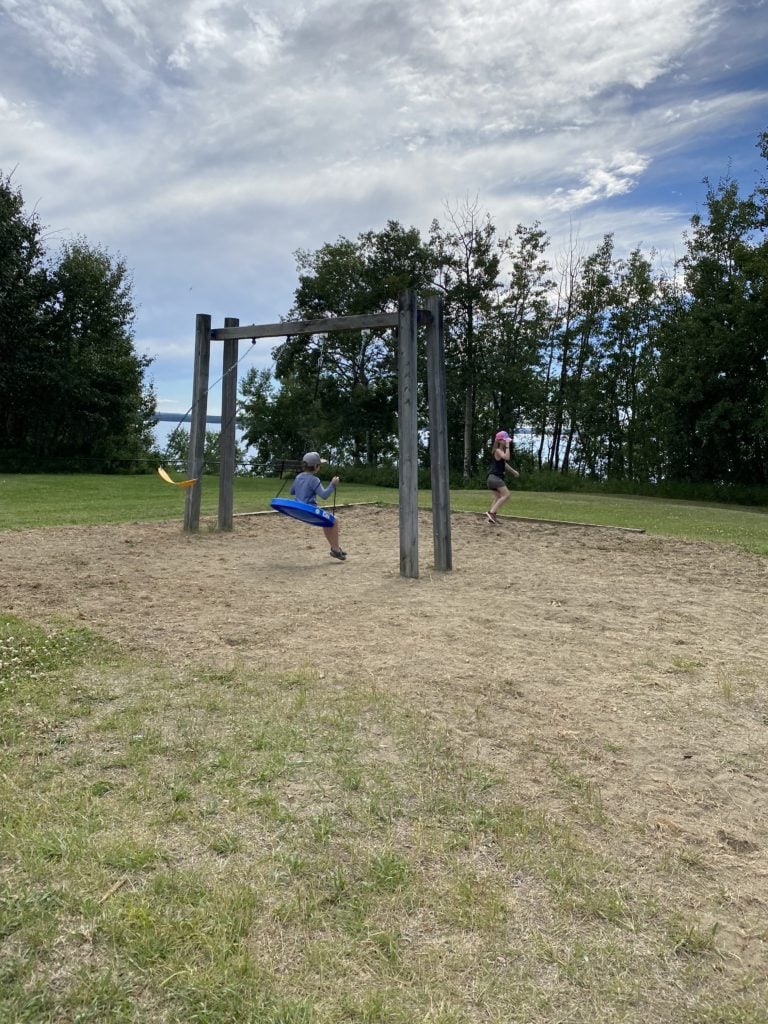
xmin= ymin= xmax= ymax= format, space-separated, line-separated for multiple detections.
xmin=184 ymin=313 xmax=211 ymax=533
xmin=218 ymin=318 xmax=239 ymax=531
xmin=426 ymin=295 xmax=452 ymax=571
xmin=398 ymin=290 xmax=419 ymax=579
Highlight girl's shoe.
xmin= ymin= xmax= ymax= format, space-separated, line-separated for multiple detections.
xmin=485 ymin=512 xmax=498 ymax=525
xmin=330 ymin=548 xmax=347 ymax=560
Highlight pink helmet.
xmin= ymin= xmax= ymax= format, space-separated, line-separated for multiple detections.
xmin=495 ymin=431 xmax=510 ymax=441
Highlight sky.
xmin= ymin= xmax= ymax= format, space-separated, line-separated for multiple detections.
xmin=2 ymin=0 xmax=767 ymax=427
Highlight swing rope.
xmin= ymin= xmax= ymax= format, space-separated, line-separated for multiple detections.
xmin=158 ymin=338 xmax=259 ymax=486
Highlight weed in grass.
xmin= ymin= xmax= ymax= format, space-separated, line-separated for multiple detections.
xmin=341 ymin=767 xmax=363 ymax=791
xmin=367 ymin=928 xmax=402 ymax=966
xmin=719 ymin=676 xmax=735 ymax=700
xmin=208 ymin=832 xmax=244 ymax=856
xmin=0 ymin=888 xmax=62 ymax=940
xmin=100 ymin=839 xmax=165 ymax=871
xmin=58 ymin=968 xmax=139 ymax=1024
xmin=543 ymin=847 xmax=640 ymax=929
xmin=364 ymin=851 xmax=411 ymax=894
xmin=251 ymin=791 xmax=295 ymax=825
xmin=669 ymin=918 xmax=721 ymax=957
xmin=366 ymin=790 xmax=402 ymax=824
xmin=442 ymin=869 xmax=508 ymax=931
xmin=336 ymin=989 xmax=401 ymax=1022
xmin=90 ymin=780 xmax=114 ymax=797
xmin=549 ymin=757 xmax=608 ymax=824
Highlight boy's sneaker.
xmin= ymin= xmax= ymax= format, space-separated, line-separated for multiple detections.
xmin=485 ymin=512 xmax=498 ymax=525
xmin=330 ymin=548 xmax=347 ymax=560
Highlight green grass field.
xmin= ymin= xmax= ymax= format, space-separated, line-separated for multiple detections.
xmin=1 ymin=473 xmax=767 ymax=555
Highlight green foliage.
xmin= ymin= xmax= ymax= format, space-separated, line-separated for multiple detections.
xmin=245 ymin=221 xmax=436 ymax=466
xmin=238 ymin=130 xmax=768 ymax=489
xmin=655 ymin=172 xmax=768 ymax=485
xmin=162 ymin=427 xmax=245 ymax=476
xmin=0 ymin=173 xmax=157 ymax=473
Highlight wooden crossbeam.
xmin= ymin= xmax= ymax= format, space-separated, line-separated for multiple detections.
xmin=210 ymin=308 xmax=433 ymax=341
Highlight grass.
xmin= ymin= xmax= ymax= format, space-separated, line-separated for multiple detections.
xmin=1 ymin=473 xmax=767 ymax=555
xmin=2 ymin=614 xmax=767 ymax=1023
xmin=1 ymin=477 xmax=766 ymax=1020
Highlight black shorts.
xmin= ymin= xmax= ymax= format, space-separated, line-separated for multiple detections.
xmin=486 ymin=474 xmax=505 ymax=491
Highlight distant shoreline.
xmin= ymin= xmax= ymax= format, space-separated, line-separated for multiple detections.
xmin=154 ymin=413 xmax=222 ymax=424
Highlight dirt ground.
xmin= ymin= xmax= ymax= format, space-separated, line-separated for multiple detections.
xmin=2 ymin=503 xmax=767 ymax=965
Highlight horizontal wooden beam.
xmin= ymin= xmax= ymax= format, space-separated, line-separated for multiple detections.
xmin=210 ymin=308 xmax=433 ymax=341
xmin=211 ymin=312 xmax=398 ymax=340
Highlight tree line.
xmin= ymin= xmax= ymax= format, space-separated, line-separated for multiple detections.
xmin=240 ymin=130 xmax=768 ymax=490
xmin=3 ymin=130 xmax=767 ymax=489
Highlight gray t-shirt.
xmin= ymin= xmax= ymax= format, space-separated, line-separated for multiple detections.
xmin=291 ymin=472 xmax=335 ymax=505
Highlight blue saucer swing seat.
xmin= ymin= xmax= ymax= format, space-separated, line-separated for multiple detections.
xmin=270 ymin=497 xmax=336 ymax=527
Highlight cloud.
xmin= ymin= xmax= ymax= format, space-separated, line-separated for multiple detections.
xmin=2 ymin=0 xmax=766 ymax=406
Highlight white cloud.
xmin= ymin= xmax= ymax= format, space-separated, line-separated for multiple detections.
xmin=2 ymin=0 xmax=766 ymax=406
xmin=548 ymin=152 xmax=653 ymax=211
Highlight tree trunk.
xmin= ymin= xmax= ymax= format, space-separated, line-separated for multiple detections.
xmin=462 ymin=382 xmax=474 ymax=479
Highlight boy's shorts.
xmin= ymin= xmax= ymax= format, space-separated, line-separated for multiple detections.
xmin=486 ymin=474 xmax=505 ymax=491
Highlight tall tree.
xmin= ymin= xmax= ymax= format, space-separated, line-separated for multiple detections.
xmin=269 ymin=221 xmax=435 ymax=464
xmin=569 ymin=248 xmax=664 ymax=479
xmin=560 ymin=235 xmax=614 ymax=474
xmin=543 ymin=233 xmax=582 ymax=471
xmin=0 ymin=172 xmax=50 ymax=457
xmin=38 ymin=239 xmax=156 ymax=470
xmin=0 ymin=173 xmax=156 ymax=472
xmin=430 ymin=199 xmax=501 ymax=477
xmin=656 ymin=163 xmax=768 ymax=485
xmin=480 ymin=222 xmax=553 ymax=457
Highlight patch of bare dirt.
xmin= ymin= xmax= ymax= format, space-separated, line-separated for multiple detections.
xmin=3 ymin=505 xmax=767 ymax=966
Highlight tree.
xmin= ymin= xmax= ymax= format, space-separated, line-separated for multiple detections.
xmin=0 ymin=172 xmax=51 ymax=459
xmin=656 ymin=164 xmax=768 ymax=485
xmin=481 ymin=223 xmax=553 ymax=459
xmin=542 ymin=234 xmax=615 ymax=474
xmin=430 ymin=199 xmax=501 ymax=477
xmin=37 ymin=239 xmax=156 ymax=469
xmin=238 ymin=367 xmax=315 ymax=467
xmin=267 ymin=221 xmax=435 ymax=465
xmin=163 ymin=426 xmax=244 ymax=476
xmin=0 ymin=173 xmax=157 ymax=472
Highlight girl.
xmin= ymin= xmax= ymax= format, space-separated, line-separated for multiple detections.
xmin=486 ymin=431 xmax=519 ymax=524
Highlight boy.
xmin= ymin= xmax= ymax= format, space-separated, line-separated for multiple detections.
xmin=291 ymin=452 xmax=346 ymax=560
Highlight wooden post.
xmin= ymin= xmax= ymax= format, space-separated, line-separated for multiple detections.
xmin=398 ymin=290 xmax=419 ymax=579
xmin=184 ymin=313 xmax=211 ymax=533
xmin=218 ymin=318 xmax=239 ymax=531
xmin=426 ymin=295 xmax=452 ymax=571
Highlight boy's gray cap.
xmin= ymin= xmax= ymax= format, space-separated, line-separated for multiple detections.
xmin=302 ymin=451 xmax=322 ymax=467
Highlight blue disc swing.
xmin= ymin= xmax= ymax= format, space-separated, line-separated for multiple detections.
xmin=270 ymin=497 xmax=336 ymax=527
xmin=270 ymin=459 xmax=337 ymax=527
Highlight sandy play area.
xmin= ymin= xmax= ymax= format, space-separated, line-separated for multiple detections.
xmin=2 ymin=503 xmax=767 ymax=964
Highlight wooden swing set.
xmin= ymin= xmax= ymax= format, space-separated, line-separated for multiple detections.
xmin=180 ymin=290 xmax=451 ymax=580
